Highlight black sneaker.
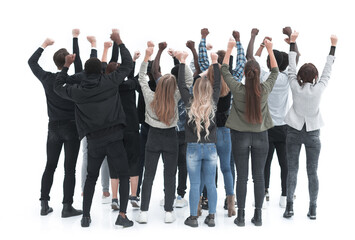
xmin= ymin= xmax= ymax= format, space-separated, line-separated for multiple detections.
xmin=81 ymin=216 xmax=91 ymax=227
xmin=40 ymin=200 xmax=53 ymax=216
xmin=307 ymin=205 xmax=317 ymax=220
xmin=283 ymin=202 xmax=294 ymax=218
xmin=115 ymin=214 xmax=134 ymax=228
xmin=204 ymin=214 xmax=215 ymax=227
xmin=184 ymin=216 xmax=198 ymax=228
xmin=61 ymin=204 xmax=83 ymax=218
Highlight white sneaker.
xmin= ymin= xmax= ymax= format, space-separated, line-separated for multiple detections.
xmin=164 ymin=211 xmax=176 ymax=223
xmin=174 ymin=195 xmax=188 ymax=208
xmin=136 ymin=211 xmax=148 ymax=224
xmin=279 ymin=196 xmax=287 ymax=208
xmin=102 ymin=194 xmax=111 ymax=204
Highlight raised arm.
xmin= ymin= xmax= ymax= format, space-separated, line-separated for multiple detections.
xmin=186 ymin=40 xmax=201 ymax=77
xmin=167 ymin=48 xmax=179 ymax=65
xmin=232 ymin=31 xmax=246 ymax=81
xmin=138 ymin=45 xmax=155 ymax=100
xmin=72 ymin=29 xmax=83 ymax=73
xmin=317 ymin=35 xmax=337 ymax=88
xmin=222 ymin=38 xmax=241 ymax=91
xmin=211 ymin=52 xmax=221 ymax=104
xmin=28 ymin=38 xmax=55 ymax=82
xmin=176 ymin=51 xmax=192 ymax=106
xmin=246 ymin=28 xmax=258 ymax=61
xmin=152 ymin=42 xmax=167 ymax=80
xmin=109 ymin=29 xmax=120 ymax=63
xmin=198 ymin=28 xmax=210 ymax=72
xmin=54 ymin=54 xmax=76 ymax=101
xmin=87 ymin=35 xmax=97 ymax=58
xmin=283 ymin=26 xmax=300 ymax=64
xmin=262 ymin=39 xmax=279 ymax=93
xmin=102 ymin=41 xmax=112 ymax=63
xmin=288 ymin=31 xmax=299 ymax=84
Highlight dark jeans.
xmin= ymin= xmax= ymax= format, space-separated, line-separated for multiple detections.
xmin=40 ymin=120 xmax=80 ymax=204
xmin=137 ymin=122 xmax=150 ymax=197
xmin=83 ymin=130 xmax=129 ymax=217
xmin=231 ymin=129 xmax=269 ymax=209
xmin=177 ymin=131 xmax=187 ymax=198
xmin=140 ymin=127 xmax=178 ymax=212
xmin=123 ymin=130 xmax=140 ymax=177
xmin=264 ymin=125 xmax=288 ymax=196
xmin=286 ymin=125 xmax=321 ymax=206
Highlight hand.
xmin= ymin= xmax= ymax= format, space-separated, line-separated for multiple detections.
xmin=110 ymin=32 xmax=122 ymax=45
xmin=175 ymin=51 xmax=188 ymax=63
xmin=201 ymin=28 xmax=209 ymax=38
xmin=206 ymin=43 xmax=213 ymax=50
xmin=264 ymin=39 xmax=273 ymax=51
xmin=186 ymin=40 xmax=195 ymax=50
xmin=72 ymin=29 xmax=80 ymax=38
xmin=251 ymin=28 xmax=259 ymax=36
xmin=290 ymin=31 xmax=299 ymax=43
xmin=331 ymin=34 xmax=338 ymax=46
xmin=211 ymin=52 xmax=218 ymax=64
xmin=158 ymin=42 xmax=167 ymax=51
xmin=145 ymin=47 xmax=154 ymax=59
xmin=133 ymin=51 xmax=141 ymax=61
xmin=87 ymin=36 xmax=96 ymax=44
xmin=167 ymin=48 xmax=175 ymax=57
xmin=64 ymin=54 xmax=76 ymax=67
xmin=112 ymin=28 xmax=120 ymax=34
xmin=232 ymin=30 xmax=240 ymax=41
xmin=41 ymin=38 xmax=54 ymax=48
xmin=227 ymin=37 xmax=236 ymax=50
xmin=283 ymin=27 xmax=292 ymax=37
xmin=147 ymin=41 xmax=155 ymax=48
xmin=104 ymin=41 xmax=112 ymax=49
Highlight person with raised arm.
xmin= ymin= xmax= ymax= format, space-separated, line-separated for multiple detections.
xmin=221 ymin=36 xmax=279 ymax=227
xmin=54 ymin=30 xmax=134 ymax=228
xmin=28 ymin=38 xmax=82 ymax=218
xmin=177 ymin=51 xmax=221 ymax=228
xmin=71 ymin=29 xmax=112 ymax=204
xmin=283 ymin=32 xmax=337 ymax=220
xmin=135 ymin=42 xmax=193 ymax=224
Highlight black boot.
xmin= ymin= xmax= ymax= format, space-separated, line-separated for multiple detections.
xmin=40 ymin=200 xmax=53 ymax=216
xmin=234 ymin=209 xmax=245 ymax=227
xmin=307 ymin=205 xmax=317 ymax=220
xmin=81 ymin=216 xmax=91 ymax=227
xmin=251 ymin=208 xmax=262 ymax=226
xmin=61 ymin=203 xmax=83 ymax=218
xmin=283 ymin=202 xmax=294 ymax=218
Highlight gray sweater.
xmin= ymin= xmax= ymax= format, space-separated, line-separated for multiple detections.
xmin=285 ymin=51 xmax=335 ymax=131
xmin=138 ymin=61 xmax=193 ymax=129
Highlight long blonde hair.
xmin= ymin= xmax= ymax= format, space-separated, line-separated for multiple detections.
xmin=150 ymin=74 xmax=177 ymax=126
xmin=188 ymin=77 xmax=216 ymax=142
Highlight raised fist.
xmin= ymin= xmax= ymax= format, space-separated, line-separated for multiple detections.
xmin=110 ymin=32 xmax=122 ymax=44
xmin=72 ymin=29 xmax=80 ymax=38
xmin=65 ymin=54 xmax=76 ymax=66
xmin=251 ymin=28 xmax=259 ymax=36
xmin=167 ymin=48 xmax=175 ymax=57
xmin=112 ymin=28 xmax=120 ymax=34
xmin=201 ymin=28 xmax=209 ymax=38
xmin=145 ymin=47 xmax=154 ymax=58
xmin=290 ymin=31 xmax=299 ymax=43
xmin=206 ymin=43 xmax=213 ymax=50
xmin=186 ymin=40 xmax=195 ymax=50
xmin=87 ymin=36 xmax=96 ymax=44
xmin=282 ymin=27 xmax=292 ymax=37
xmin=232 ymin=31 xmax=240 ymax=41
xmin=158 ymin=42 xmax=167 ymax=51
xmin=147 ymin=41 xmax=155 ymax=48
xmin=264 ymin=39 xmax=273 ymax=50
xmin=210 ymin=52 xmax=218 ymax=63
xmin=104 ymin=41 xmax=112 ymax=49
xmin=42 ymin=38 xmax=55 ymax=48
xmin=133 ymin=51 xmax=141 ymax=61
xmin=228 ymin=37 xmax=236 ymax=50
xmin=330 ymin=34 xmax=338 ymax=46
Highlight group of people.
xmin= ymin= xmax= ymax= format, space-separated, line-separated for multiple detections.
xmin=28 ymin=27 xmax=337 ymax=228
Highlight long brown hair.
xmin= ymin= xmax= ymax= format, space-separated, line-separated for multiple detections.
xmin=150 ymin=74 xmax=177 ymax=126
xmin=206 ymin=64 xmax=229 ymax=97
xmin=244 ymin=60 xmax=262 ymax=124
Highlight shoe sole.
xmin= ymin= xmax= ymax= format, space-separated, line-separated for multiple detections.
xmin=283 ymin=212 xmax=294 ymax=218
xmin=251 ymin=219 xmax=262 ymax=226
xmin=307 ymin=214 xmax=316 ymax=220
xmin=40 ymin=209 xmax=53 ymax=216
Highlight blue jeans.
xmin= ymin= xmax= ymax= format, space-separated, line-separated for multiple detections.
xmin=186 ymin=143 xmax=218 ymax=216
xmin=216 ymin=127 xmax=234 ymax=196
xmin=286 ymin=125 xmax=321 ymax=206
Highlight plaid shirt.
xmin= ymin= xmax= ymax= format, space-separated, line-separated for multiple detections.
xmin=232 ymin=41 xmax=246 ymax=82
xmin=198 ymin=38 xmax=209 ymax=72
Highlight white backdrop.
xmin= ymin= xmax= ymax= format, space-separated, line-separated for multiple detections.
xmin=1 ymin=0 xmax=354 ymax=239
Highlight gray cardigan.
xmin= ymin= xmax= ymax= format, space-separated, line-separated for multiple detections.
xmin=285 ymin=51 xmax=335 ymax=131
xmin=138 ymin=61 xmax=193 ymax=129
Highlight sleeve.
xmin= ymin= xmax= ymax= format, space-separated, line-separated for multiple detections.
xmin=128 ymin=61 xmax=136 ymax=79
xmin=262 ymin=67 xmax=279 ymax=94
xmin=198 ymin=38 xmax=210 ymax=72
xmin=221 ymin=63 xmax=241 ymax=93
xmin=90 ymin=48 xmax=97 ymax=58
xmin=173 ymin=56 xmax=179 ymax=66
xmin=73 ymin=37 xmax=83 ymax=73
xmin=177 ymin=63 xmax=192 ymax=106
xmin=109 ymin=44 xmax=133 ymax=85
xmin=109 ymin=42 xmax=119 ymax=63
xmin=53 ymin=67 xmax=76 ymax=101
xmin=138 ymin=61 xmax=154 ymax=101
xmin=28 ymin=47 xmax=52 ymax=86
xmin=232 ymin=41 xmax=246 ymax=81
xmin=316 ymin=55 xmax=335 ymax=89
xmin=288 ymin=51 xmax=298 ymax=84
xmin=212 ymin=63 xmax=221 ymax=104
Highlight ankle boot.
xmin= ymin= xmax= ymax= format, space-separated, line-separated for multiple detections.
xmin=251 ymin=208 xmax=262 ymax=226
xmin=283 ymin=202 xmax=294 ymax=218
xmin=40 ymin=200 xmax=53 ymax=216
xmin=234 ymin=209 xmax=245 ymax=227
xmin=307 ymin=204 xmax=317 ymax=220
xmin=61 ymin=203 xmax=83 ymax=218
xmin=227 ymin=195 xmax=236 ymax=217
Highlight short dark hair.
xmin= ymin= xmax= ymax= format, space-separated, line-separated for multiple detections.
xmin=297 ymin=63 xmax=318 ymax=86
xmin=53 ymin=48 xmax=69 ymax=69
xmin=279 ymin=52 xmax=289 ymax=72
xmin=84 ymin=58 xmax=102 ymax=74
xmin=267 ymin=50 xmax=283 ymax=70
xmin=217 ymin=50 xmax=226 ymax=65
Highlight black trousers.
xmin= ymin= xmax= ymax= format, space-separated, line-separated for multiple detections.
xmin=140 ymin=127 xmax=178 ymax=212
xmin=40 ymin=120 xmax=80 ymax=204
xmin=177 ymin=131 xmax=187 ymax=198
xmin=83 ymin=130 xmax=129 ymax=217
xmin=137 ymin=122 xmax=150 ymax=197
xmin=123 ymin=130 xmax=140 ymax=177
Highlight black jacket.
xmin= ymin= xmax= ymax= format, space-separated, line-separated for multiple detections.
xmin=54 ymin=43 xmax=133 ymax=140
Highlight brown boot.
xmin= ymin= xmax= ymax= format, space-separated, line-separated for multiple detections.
xmin=227 ymin=195 xmax=236 ymax=217
xmin=198 ymin=196 xmax=202 ymax=216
